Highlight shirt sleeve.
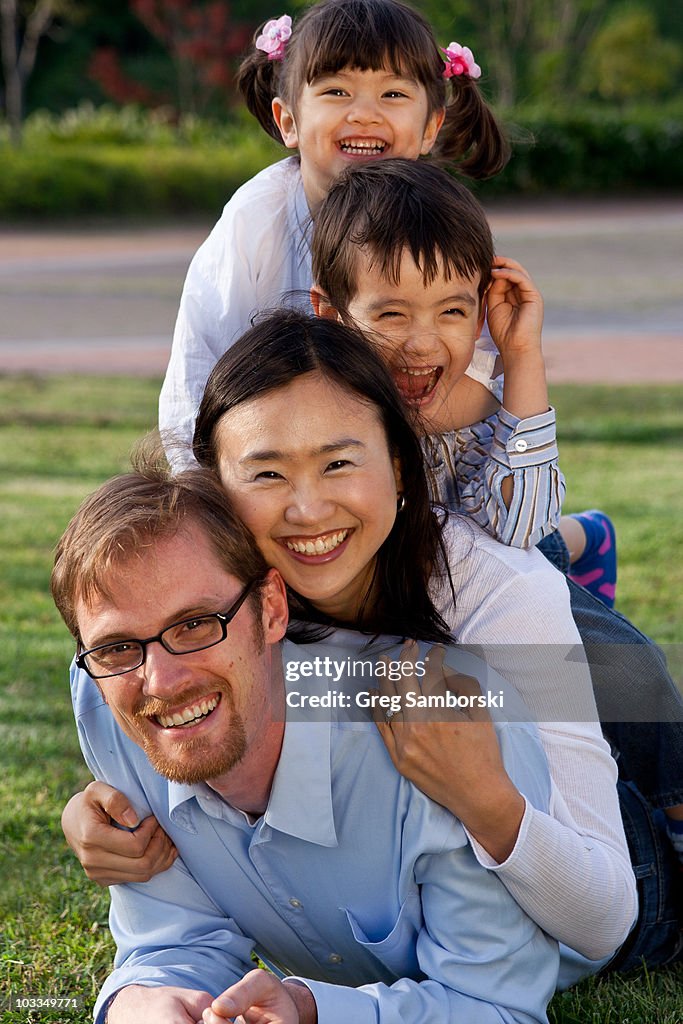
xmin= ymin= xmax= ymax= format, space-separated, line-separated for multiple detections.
xmin=158 ymin=161 xmax=308 ymax=470
xmin=433 ymin=521 xmax=637 ymax=958
xmin=94 ymin=864 xmax=257 ymax=1024
xmin=296 ymin=816 xmax=559 ymax=1024
xmin=433 ymin=406 xmax=566 ymax=548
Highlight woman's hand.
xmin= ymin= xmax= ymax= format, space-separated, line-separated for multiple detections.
xmin=61 ymin=780 xmax=177 ymax=886
xmin=374 ymin=643 xmax=525 ymax=863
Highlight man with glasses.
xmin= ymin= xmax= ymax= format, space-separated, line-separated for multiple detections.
xmin=52 ymin=461 xmax=560 ymax=1024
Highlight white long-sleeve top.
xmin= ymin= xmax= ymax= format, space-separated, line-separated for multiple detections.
xmin=159 ymin=157 xmax=498 ymax=464
xmin=426 ymin=514 xmax=636 ymax=962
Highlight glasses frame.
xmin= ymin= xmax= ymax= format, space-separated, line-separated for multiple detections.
xmin=76 ymin=578 xmax=257 ymax=680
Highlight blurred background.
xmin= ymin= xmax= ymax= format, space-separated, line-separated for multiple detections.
xmin=1 ymin=0 xmax=683 ymax=214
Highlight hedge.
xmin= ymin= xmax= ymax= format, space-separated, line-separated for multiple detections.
xmin=0 ymin=103 xmax=681 ymax=219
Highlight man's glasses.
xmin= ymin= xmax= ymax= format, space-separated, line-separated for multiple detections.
xmin=76 ymin=579 xmax=257 ymax=680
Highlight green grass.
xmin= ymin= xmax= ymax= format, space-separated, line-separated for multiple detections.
xmin=0 ymin=375 xmax=681 ymax=1023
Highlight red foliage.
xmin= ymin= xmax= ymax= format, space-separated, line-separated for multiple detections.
xmin=89 ymin=1 xmax=251 ymax=114
xmin=88 ymin=48 xmax=163 ymax=106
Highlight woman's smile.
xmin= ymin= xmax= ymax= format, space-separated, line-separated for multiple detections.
xmin=214 ymin=372 xmax=401 ymax=622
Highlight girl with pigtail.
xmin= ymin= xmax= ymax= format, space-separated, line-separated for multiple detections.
xmin=159 ymin=0 xmax=506 ymax=460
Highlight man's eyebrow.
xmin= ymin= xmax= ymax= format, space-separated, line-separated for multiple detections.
xmin=84 ymin=602 xmax=226 ymax=647
xmin=239 ymin=439 xmax=365 ymax=464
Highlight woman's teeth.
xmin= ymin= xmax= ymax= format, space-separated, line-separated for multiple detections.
xmin=157 ymin=696 xmax=219 ymax=729
xmin=286 ymin=530 xmax=349 ymax=555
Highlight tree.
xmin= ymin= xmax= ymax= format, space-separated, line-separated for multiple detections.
xmin=89 ymin=0 xmax=254 ymax=118
xmin=580 ymin=4 xmax=682 ymax=103
xmin=0 ymin=0 xmax=71 ymax=144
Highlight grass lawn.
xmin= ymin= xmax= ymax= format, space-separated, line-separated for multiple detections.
xmin=0 ymin=375 xmax=681 ymax=1023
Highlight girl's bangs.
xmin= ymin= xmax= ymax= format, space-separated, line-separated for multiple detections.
xmin=300 ymin=12 xmax=441 ymax=86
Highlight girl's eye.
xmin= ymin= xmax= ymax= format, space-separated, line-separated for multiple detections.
xmin=443 ymin=307 xmax=466 ymax=317
xmin=384 ymin=90 xmax=408 ymax=98
xmin=323 ymin=87 xmax=347 ymax=97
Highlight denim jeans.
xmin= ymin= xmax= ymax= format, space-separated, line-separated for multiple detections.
xmin=537 ymin=533 xmax=683 ymax=808
xmin=601 ymin=781 xmax=683 ymax=973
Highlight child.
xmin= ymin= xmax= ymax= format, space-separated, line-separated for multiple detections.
xmin=309 ymin=156 xmax=683 ymax=896
xmin=159 ymin=0 xmax=507 ymax=464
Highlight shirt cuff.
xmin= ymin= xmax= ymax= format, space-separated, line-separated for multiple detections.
xmin=495 ymin=405 xmax=559 ymax=468
xmin=464 ymin=795 xmax=533 ymax=871
xmin=289 ymin=978 xmax=377 ymax=1024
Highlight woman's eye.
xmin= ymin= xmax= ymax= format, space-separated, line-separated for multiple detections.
xmin=378 ymin=311 xmax=403 ymax=320
xmin=443 ymin=307 xmax=466 ymax=317
xmin=254 ymin=470 xmax=284 ymax=481
xmin=326 ymin=459 xmax=351 ymax=471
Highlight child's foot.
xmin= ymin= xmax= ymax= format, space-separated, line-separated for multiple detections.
xmin=567 ymin=510 xmax=617 ymax=608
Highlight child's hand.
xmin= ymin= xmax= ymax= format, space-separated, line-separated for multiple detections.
xmin=486 ymin=256 xmax=544 ymax=360
xmin=203 ymin=970 xmax=316 ymax=1023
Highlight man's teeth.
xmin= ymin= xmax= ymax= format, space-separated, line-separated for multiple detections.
xmin=339 ymin=139 xmax=386 ymax=155
xmin=157 ymin=696 xmax=218 ymax=729
xmin=286 ymin=530 xmax=349 ymax=555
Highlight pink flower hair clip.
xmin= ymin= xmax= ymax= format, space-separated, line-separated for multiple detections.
xmin=256 ymin=14 xmax=292 ymax=62
xmin=441 ymin=42 xmax=481 ymax=80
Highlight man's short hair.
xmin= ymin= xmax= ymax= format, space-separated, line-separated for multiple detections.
xmin=312 ymin=158 xmax=494 ymax=313
xmin=51 ymin=450 xmax=269 ymax=642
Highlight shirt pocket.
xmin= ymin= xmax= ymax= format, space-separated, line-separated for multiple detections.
xmin=344 ymin=890 xmax=423 ymax=978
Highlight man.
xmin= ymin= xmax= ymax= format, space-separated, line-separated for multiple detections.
xmin=52 ymin=462 xmax=559 ymax=1024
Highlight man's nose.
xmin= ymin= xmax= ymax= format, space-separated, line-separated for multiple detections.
xmin=139 ymin=641 xmax=194 ymax=699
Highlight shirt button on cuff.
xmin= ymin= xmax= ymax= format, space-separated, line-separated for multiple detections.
xmin=328 ymin=953 xmax=343 ymax=964
xmin=289 ymin=897 xmax=303 ymax=908
xmin=514 ymin=438 xmax=528 ymax=453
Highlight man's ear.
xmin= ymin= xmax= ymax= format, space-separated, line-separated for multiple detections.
xmin=310 ymin=286 xmax=341 ymax=321
xmin=260 ymin=568 xmax=289 ymax=643
xmin=272 ymin=97 xmax=298 ymax=149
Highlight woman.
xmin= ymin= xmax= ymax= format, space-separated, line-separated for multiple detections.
xmin=64 ymin=311 xmax=639 ymax=968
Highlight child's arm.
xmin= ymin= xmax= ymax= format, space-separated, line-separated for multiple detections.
xmin=487 ymin=255 xmax=548 ymax=421
xmin=426 ymin=257 xmax=564 ymax=548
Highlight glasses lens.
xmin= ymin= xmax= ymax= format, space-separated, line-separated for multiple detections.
xmin=86 ymin=641 xmax=144 ymax=677
xmin=162 ymin=615 xmax=225 ymax=654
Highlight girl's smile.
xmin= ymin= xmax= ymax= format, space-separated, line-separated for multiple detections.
xmin=214 ymin=371 xmax=402 ymax=623
xmin=272 ymin=66 xmax=444 ymax=209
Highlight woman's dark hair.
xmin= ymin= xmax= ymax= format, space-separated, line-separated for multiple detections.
xmin=193 ymin=309 xmax=454 ymax=642
xmin=237 ymin=0 xmax=509 ymax=179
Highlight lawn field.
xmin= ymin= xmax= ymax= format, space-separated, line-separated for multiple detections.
xmin=1 ymin=375 xmax=681 ymax=1023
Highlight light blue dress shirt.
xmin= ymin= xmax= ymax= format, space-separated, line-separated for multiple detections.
xmin=71 ymin=638 xmax=561 ymax=1024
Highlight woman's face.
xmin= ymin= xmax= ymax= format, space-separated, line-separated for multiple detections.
xmin=215 ymin=371 xmax=401 ymax=623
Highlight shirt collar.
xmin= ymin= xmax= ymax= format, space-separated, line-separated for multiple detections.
xmin=166 ymin=641 xmax=338 ymax=846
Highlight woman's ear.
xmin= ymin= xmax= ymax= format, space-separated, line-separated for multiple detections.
xmin=260 ymin=568 xmax=289 ymax=643
xmin=310 ymin=287 xmax=342 ymax=321
xmin=272 ymin=97 xmax=299 ymax=148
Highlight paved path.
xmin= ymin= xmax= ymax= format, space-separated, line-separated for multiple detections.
xmin=0 ymin=198 xmax=681 ymax=381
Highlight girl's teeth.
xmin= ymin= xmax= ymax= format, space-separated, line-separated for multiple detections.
xmin=286 ymin=530 xmax=349 ymax=555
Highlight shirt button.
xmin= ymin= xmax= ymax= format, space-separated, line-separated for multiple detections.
xmin=514 ymin=438 xmax=528 ymax=452
xmin=328 ymin=953 xmax=343 ymax=964
xmin=289 ymin=898 xmax=303 ymax=908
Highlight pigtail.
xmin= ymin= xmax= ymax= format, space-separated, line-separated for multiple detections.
xmin=435 ymin=76 xmax=510 ymax=179
xmin=236 ymin=36 xmax=285 ymax=145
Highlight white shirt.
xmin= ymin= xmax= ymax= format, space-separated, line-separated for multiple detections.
xmin=424 ymin=513 xmax=636 ymax=963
